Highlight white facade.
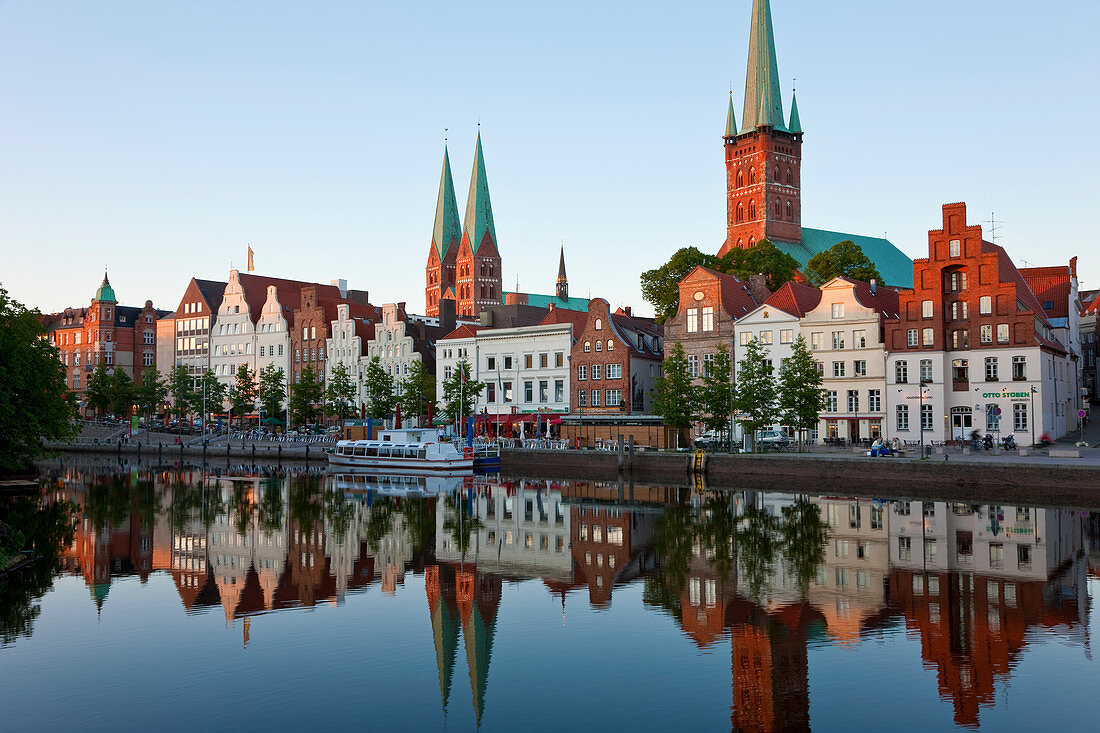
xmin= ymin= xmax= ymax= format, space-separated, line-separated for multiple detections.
xmin=366 ymin=304 xmax=424 ymax=395
xmin=886 ymin=344 xmax=1073 ymax=447
xmin=210 ymin=270 xmax=292 ymax=387
xmin=802 ymin=280 xmax=890 ymax=442
xmin=732 ymin=303 xmax=800 ymax=440
xmin=325 ymin=303 xmax=371 ymax=411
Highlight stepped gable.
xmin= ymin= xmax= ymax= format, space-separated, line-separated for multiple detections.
xmin=236 ymin=273 xmax=343 ymax=327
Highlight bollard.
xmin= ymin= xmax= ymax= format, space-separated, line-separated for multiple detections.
xmin=305 ymin=443 xmax=310 ymax=462
xmin=159 ymin=443 xmax=163 ymax=462
xmin=628 ymin=435 xmax=635 ymax=474
xmin=278 ymin=444 xmax=282 ymax=468
xmin=252 ymin=445 xmax=256 ymax=464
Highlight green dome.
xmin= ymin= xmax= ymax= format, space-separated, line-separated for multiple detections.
xmin=95 ymin=272 xmax=116 ymax=303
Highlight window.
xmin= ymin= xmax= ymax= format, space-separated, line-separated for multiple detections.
xmin=922 ymin=300 xmax=933 ymax=318
xmin=525 ymin=354 xmax=534 ymax=368
xmin=831 ymin=331 xmax=845 ymax=349
xmin=826 ymin=390 xmax=838 ymax=413
xmin=577 ymin=389 xmax=587 ymax=407
xmin=594 ymin=341 xmax=602 ymax=352
xmin=811 ymin=332 xmax=823 ymax=350
xmin=985 ymin=357 xmax=998 ymax=382
xmin=832 ymin=303 xmax=845 ymax=318
xmin=921 ymin=404 xmax=934 ymax=431
xmin=1013 ymin=403 xmax=1028 ymax=431
xmin=594 ymin=318 xmax=602 ymax=330
xmin=907 ymin=329 xmax=918 ymax=346
xmin=853 ymin=329 xmax=866 ymax=348
xmin=591 ymin=390 xmax=601 ymax=407
xmin=606 ymin=363 xmax=622 ymax=379
xmin=485 ymin=382 xmax=496 ymax=402
xmin=740 ymin=332 xmax=752 ymax=346
xmin=702 ymin=354 xmax=713 ymax=377
xmin=997 ymin=324 xmax=1010 ymax=343
xmin=259 ymin=346 xmax=265 ymax=357
xmin=949 ymin=239 xmax=961 ymax=257
xmin=980 ymin=324 xmax=993 ymax=343
xmin=555 ymin=352 xmax=565 ymax=366
xmin=832 ymin=361 xmax=845 ymax=377
xmin=924 ymin=539 xmax=937 ymax=562
xmin=487 ymin=356 xmax=496 ymax=370
xmin=555 ymin=380 xmax=564 ymax=402
xmin=1012 ymin=356 xmax=1026 ymax=380
xmin=686 ymin=308 xmax=698 ymax=333
xmin=898 ymin=536 xmax=911 ymax=561
xmin=895 ymin=360 xmax=908 ymax=383
xmin=592 ymin=364 xmax=602 ymax=380
xmin=584 ymin=341 xmax=591 ymax=353
xmin=868 ymin=389 xmax=881 ymax=412
xmin=989 ymin=543 xmax=1004 ymax=569
xmin=524 ymin=381 xmax=534 ymax=402
xmin=605 ymin=389 xmax=622 ymax=407
xmin=847 ymin=390 xmax=859 ymax=412
xmin=780 ymin=328 xmax=793 ymax=344
xmin=687 ymin=355 xmax=699 ymax=378
xmin=980 ymin=296 xmax=992 ymax=315
xmin=577 ymin=365 xmax=587 ymax=380
xmin=986 ymin=404 xmax=1000 ymax=431
xmin=278 ymin=344 xmax=283 ymax=356
xmin=922 ymin=328 xmax=933 ymax=346
xmin=759 ymin=330 xmax=773 ymax=345
xmin=143 ymin=331 xmax=154 ymax=345
xmin=1017 ymin=544 xmax=1031 ymax=569
xmin=503 ymin=380 xmax=513 ymax=402
xmin=539 ymin=380 xmax=549 ymax=403
xmin=917 ymin=359 xmax=932 ymax=383
xmin=540 ymin=353 xmax=548 ymax=368
xmin=854 ymin=360 xmax=866 ymax=376
xmin=142 ymin=352 xmax=153 ymax=366
xmin=952 ymin=359 xmax=969 ymax=382
xmin=701 ymin=307 xmax=713 ymax=331
xmin=605 ymin=341 xmax=613 ymax=352
xmin=896 ymin=404 xmax=910 ymax=430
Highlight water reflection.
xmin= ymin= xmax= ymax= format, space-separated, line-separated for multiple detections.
xmin=9 ymin=464 xmax=1097 ymax=730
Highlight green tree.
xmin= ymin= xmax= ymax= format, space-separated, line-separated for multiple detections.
xmin=167 ymin=366 xmax=196 ymax=425
xmin=135 ymin=366 xmax=168 ymax=420
xmin=733 ymin=337 xmax=778 ymax=450
xmin=325 ymin=361 xmax=359 ymax=427
xmin=719 ymin=239 xmax=801 ymax=291
xmin=777 ymin=335 xmax=825 ymax=450
xmin=780 ymin=499 xmax=829 ymax=597
xmin=802 ymin=240 xmax=883 ymax=286
xmin=108 ymin=368 xmax=134 ymax=417
xmin=194 ymin=370 xmax=227 ymax=427
xmin=440 ymin=358 xmax=483 ymax=430
xmin=363 ymin=356 xmax=396 ymax=422
xmin=85 ymin=362 xmax=112 ymax=417
xmin=697 ymin=342 xmax=734 ymax=445
xmin=258 ymin=364 xmax=286 ymax=424
xmin=289 ymin=363 xmax=323 ymax=427
xmin=399 ymin=359 xmax=436 ymax=427
xmin=640 ymin=246 xmax=721 ymax=323
xmin=651 ymin=342 xmax=697 ymax=447
xmin=230 ymin=364 xmax=257 ymax=428
xmin=0 ymin=286 xmax=77 ymax=472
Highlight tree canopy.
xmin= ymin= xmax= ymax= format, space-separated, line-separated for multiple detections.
xmin=135 ymin=366 xmax=168 ymax=419
xmin=733 ymin=337 xmax=778 ymax=446
xmin=651 ymin=343 xmax=697 ymax=440
xmin=802 ymin=240 xmax=883 ymax=286
xmin=289 ymin=364 xmax=323 ymax=427
xmin=399 ymin=359 xmax=435 ymax=427
xmin=0 ymin=286 xmax=77 ymax=472
xmin=230 ymin=364 xmax=257 ymax=426
xmin=363 ymin=356 xmax=396 ymax=422
xmin=324 ymin=361 xmax=359 ymax=426
xmin=697 ymin=342 xmax=734 ymax=439
xmin=84 ymin=362 xmax=112 ymax=417
xmin=777 ymin=334 xmax=825 ymax=449
xmin=719 ymin=240 xmax=801 ymax=291
xmin=258 ymin=364 xmax=286 ymax=422
xmin=440 ymin=358 xmax=483 ymax=429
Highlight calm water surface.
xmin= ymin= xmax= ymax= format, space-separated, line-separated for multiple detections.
xmin=2 ymin=459 xmax=1098 ymax=731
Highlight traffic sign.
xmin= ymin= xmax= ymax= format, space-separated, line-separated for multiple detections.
xmin=1078 ymin=409 xmax=1087 ymax=419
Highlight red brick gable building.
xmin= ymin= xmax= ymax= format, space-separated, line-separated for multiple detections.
xmin=570 ymin=298 xmax=663 ymax=415
xmin=289 ymin=285 xmax=376 ymax=384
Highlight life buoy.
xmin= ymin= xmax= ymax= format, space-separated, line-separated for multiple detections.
xmin=463 ymin=446 xmax=474 ymax=458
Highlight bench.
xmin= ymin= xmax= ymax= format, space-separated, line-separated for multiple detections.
xmin=1049 ymin=448 xmax=1081 ymax=458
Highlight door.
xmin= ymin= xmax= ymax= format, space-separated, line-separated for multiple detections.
xmin=951 ymin=413 xmax=972 ymax=440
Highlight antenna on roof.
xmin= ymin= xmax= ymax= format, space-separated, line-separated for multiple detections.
xmin=984 ymin=210 xmax=1004 ymax=245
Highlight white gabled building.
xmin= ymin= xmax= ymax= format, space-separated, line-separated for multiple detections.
xmin=801 ymin=277 xmax=900 ymax=443
xmin=325 ymin=303 xmax=376 ymax=414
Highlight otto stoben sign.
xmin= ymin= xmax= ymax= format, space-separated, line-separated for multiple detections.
xmin=982 ymin=389 xmax=1030 ymax=401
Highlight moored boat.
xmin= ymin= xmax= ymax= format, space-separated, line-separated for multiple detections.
xmin=328 ymin=428 xmax=473 ymax=471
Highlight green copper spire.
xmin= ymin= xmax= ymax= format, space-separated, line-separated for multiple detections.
xmin=725 ymin=93 xmax=738 ymax=137
xmin=740 ymin=0 xmax=787 ymax=133
xmin=94 ymin=271 xmax=117 ymax=303
xmin=788 ymin=89 xmax=802 ymax=133
xmin=432 ymin=147 xmax=462 ymax=260
xmin=462 ymin=131 xmax=497 ymax=254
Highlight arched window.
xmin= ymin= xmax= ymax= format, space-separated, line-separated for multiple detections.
xmin=736 ymin=203 xmax=744 ymax=223
xmin=595 ymin=340 xmax=602 ymax=352
xmin=774 ymin=166 xmax=780 ymax=180
xmin=748 ymin=236 xmax=756 ymax=246
xmin=736 ymin=237 xmax=743 ymax=247
xmin=774 ymin=197 xmax=781 ymax=216
xmin=737 ymin=171 xmax=744 ymax=187
xmin=785 ymin=200 xmax=793 ymax=218
xmin=595 ymin=318 xmax=603 ymax=331
xmin=584 ymin=341 xmax=591 ymax=353
xmin=749 ymin=169 xmax=756 ymax=184
xmin=749 ymin=200 xmax=756 ymax=219
xmin=607 ymin=340 xmax=614 ymax=351
xmin=786 ymin=168 xmax=793 ymax=185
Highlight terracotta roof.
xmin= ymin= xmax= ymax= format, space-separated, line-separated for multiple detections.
xmin=841 ymin=277 xmax=901 ymax=319
xmin=762 ymin=281 xmax=822 ymax=317
xmin=440 ymin=324 xmax=483 ymax=341
xmin=353 ymin=318 xmax=375 ymax=344
xmin=237 ymin=273 xmax=343 ymax=327
xmin=695 ymin=266 xmax=764 ymax=318
xmin=1019 ymin=265 xmax=1072 ymax=320
xmin=1081 ymin=289 xmax=1100 ymax=316
xmin=539 ymin=306 xmax=588 ymax=341
xmin=980 ymin=242 xmax=1051 ymax=327
xmin=609 ymin=312 xmax=663 ymax=359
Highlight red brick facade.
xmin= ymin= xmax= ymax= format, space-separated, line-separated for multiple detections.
xmin=453 ymin=234 xmax=502 ymax=319
xmin=720 ymin=127 xmax=802 ymax=257
xmin=425 ymin=245 xmax=457 ymax=318
xmin=289 ymin=286 xmax=377 ymax=384
xmin=570 ymin=298 xmax=663 ymax=415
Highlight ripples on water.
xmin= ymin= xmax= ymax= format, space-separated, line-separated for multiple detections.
xmin=1 ymin=458 xmax=1097 ymax=731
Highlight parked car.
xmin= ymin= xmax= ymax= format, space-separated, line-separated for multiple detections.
xmin=756 ymin=429 xmax=790 ymax=447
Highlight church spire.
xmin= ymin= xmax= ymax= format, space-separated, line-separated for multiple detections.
xmin=432 ymin=146 xmax=462 ymax=260
xmin=556 ymin=245 xmax=568 ymax=300
xmin=462 ymin=131 xmax=497 ymax=253
xmin=725 ymin=92 xmax=738 ymax=137
xmin=788 ymin=89 xmax=802 ymax=133
xmin=741 ymin=0 xmax=787 ymax=133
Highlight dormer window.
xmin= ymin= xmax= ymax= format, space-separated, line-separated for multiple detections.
xmin=595 ymin=318 xmax=602 ymax=331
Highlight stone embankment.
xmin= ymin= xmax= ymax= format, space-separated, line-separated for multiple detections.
xmin=501 ymin=449 xmax=1100 ymax=507
xmin=50 ymin=440 xmax=325 ymax=464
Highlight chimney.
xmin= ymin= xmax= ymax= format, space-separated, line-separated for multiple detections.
xmin=748 ymin=273 xmax=770 ymax=304
xmin=330 ymin=278 xmax=348 ymax=298
xmin=870 ymin=278 xmax=877 ymax=295
xmin=622 ymin=306 xmax=632 ymax=317
xmin=346 ymin=289 xmax=370 ymax=305
xmin=397 ymin=301 xmax=406 ymax=314
xmin=439 ymin=298 xmax=456 ymax=334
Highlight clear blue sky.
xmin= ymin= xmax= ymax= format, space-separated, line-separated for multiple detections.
xmin=3 ymin=1 xmax=1098 ymax=316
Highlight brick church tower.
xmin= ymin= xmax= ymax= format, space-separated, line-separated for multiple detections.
xmin=425 ymin=146 xmax=461 ymax=318
xmin=454 ymin=131 xmax=502 ymax=318
xmin=719 ymin=0 xmax=804 ymax=258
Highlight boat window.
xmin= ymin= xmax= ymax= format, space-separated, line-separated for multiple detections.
xmin=353 ymin=447 xmax=366 ymax=457
xmin=406 ymin=448 xmax=418 ymax=458
xmin=382 ymin=435 xmax=391 ymax=441
xmin=378 ymin=447 xmax=391 ymax=457
xmin=418 ymin=450 xmax=427 ymax=459
xmin=365 ymin=446 xmax=378 ymax=457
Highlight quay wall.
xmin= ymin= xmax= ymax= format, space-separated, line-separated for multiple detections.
xmin=501 ymin=449 xmax=1100 ymax=508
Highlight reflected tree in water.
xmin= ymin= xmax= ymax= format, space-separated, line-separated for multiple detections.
xmin=644 ymin=501 xmax=698 ymax=617
xmin=323 ymin=489 xmax=355 ymax=545
xmin=780 ymin=499 xmax=828 ymax=597
xmin=258 ymin=480 xmax=285 ymax=534
xmin=363 ymin=496 xmax=397 ymax=553
xmin=0 ymin=496 xmax=76 ymax=644
xmin=168 ymin=477 xmax=224 ymax=535
xmin=83 ymin=475 xmax=131 ymax=534
xmin=288 ymin=476 xmax=322 ymax=534
xmin=401 ymin=497 xmax=437 ymax=566
xmin=442 ymin=492 xmax=483 ymax=558
xmin=230 ymin=484 xmax=257 ymax=537
xmin=734 ymin=503 xmax=780 ymax=603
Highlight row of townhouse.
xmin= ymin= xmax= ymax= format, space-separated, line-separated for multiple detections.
xmin=665 ymin=203 xmax=1085 ymax=446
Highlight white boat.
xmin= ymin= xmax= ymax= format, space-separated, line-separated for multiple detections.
xmin=327 ymin=428 xmax=473 ymax=472
xmin=327 ymin=472 xmax=466 ymax=497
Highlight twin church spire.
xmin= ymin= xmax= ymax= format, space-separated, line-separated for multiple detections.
xmin=431 ymin=132 xmax=496 ymax=262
